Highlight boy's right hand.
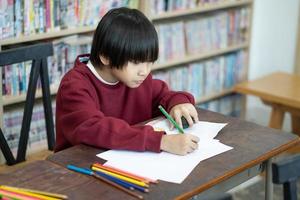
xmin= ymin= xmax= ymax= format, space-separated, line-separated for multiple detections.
xmin=160 ymin=134 xmax=199 ymax=155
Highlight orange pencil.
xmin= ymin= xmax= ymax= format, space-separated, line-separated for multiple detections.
xmin=0 ymin=189 xmax=39 ymax=200
xmin=93 ymin=163 xmax=149 ymax=184
xmin=67 ymin=165 xmax=143 ymax=199
xmin=93 ymin=163 xmax=158 ymax=184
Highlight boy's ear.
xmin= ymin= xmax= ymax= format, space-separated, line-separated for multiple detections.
xmin=99 ymin=55 xmax=110 ymax=65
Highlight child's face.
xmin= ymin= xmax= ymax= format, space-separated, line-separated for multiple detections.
xmin=111 ymin=62 xmax=152 ymax=88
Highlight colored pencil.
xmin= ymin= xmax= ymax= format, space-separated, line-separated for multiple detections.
xmin=94 ymin=170 xmax=149 ymax=193
xmin=0 ymin=194 xmax=12 ymax=200
xmin=67 ymin=165 xmax=143 ymax=199
xmin=158 ymin=105 xmax=184 ymax=133
xmin=0 ymin=186 xmax=67 ymax=200
xmin=93 ymin=163 xmax=149 ymax=183
xmin=0 ymin=189 xmax=38 ymax=200
xmin=80 ymin=167 xmax=136 ymax=191
xmin=0 ymin=193 xmax=19 ymax=200
xmin=92 ymin=170 xmax=135 ymax=190
xmin=68 ymin=165 xmax=133 ymax=191
xmin=93 ymin=163 xmax=156 ymax=184
xmin=91 ymin=166 xmax=149 ymax=188
xmin=0 ymin=187 xmax=60 ymax=200
xmin=103 ymin=163 xmax=158 ymax=184
xmin=1 ymin=197 xmax=12 ymax=200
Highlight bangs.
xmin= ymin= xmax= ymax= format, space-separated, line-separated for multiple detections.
xmin=90 ymin=8 xmax=159 ymax=69
xmin=124 ymin=27 xmax=158 ymax=65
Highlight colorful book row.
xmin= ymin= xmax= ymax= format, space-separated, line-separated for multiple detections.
xmin=155 ymin=7 xmax=250 ymax=64
xmin=153 ymin=50 xmax=247 ymax=102
xmin=0 ymin=0 xmax=139 ymax=40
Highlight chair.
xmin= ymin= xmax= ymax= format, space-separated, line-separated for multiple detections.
xmin=272 ymin=154 xmax=300 ymax=200
xmin=0 ymin=43 xmax=55 ymax=165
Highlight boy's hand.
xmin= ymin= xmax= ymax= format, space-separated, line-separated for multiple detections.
xmin=160 ymin=134 xmax=199 ymax=155
xmin=169 ymin=103 xmax=199 ymax=129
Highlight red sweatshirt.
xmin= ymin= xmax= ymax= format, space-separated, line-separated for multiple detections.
xmin=55 ymin=54 xmax=195 ymax=152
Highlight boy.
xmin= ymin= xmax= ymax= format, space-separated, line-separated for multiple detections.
xmin=55 ymin=7 xmax=199 ymax=155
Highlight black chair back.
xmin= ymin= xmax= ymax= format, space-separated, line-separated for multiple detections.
xmin=0 ymin=43 xmax=55 ymax=165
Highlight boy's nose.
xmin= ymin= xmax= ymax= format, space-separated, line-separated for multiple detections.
xmin=138 ymin=65 xmax=149 ymax=76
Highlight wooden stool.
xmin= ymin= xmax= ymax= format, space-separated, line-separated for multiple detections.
xmin=235 ymin=72 xmax=300 ymax=136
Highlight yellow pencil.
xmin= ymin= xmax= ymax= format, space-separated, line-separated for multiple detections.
xmin=91 ymin=167 xmax=149 ymax=188
xmin=0 ymin=186 xmax=67 ymax=199
xmin=0 ymin=186 xmax=60 ymax=200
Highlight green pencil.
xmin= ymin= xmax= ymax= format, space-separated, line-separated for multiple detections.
xmin=158 ymin=105 xmax=184 ymax=134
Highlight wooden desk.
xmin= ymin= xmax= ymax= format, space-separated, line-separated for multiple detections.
xmin=235 ymin=72 xmax=300 ymax=136
xmin=46 ymin=109 xmax=300 ymax=200
xmin=0 ymin=160 xmax=136 ymax=200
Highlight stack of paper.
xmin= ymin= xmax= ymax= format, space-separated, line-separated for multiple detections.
xmin=97 ymin=118 xmax=233 ymax=184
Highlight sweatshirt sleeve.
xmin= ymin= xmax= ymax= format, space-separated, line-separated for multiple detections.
xmin=151 ymin=76 xmax=195 ymax=116
xmin=56 ymin=80 xmax=164 ymax=152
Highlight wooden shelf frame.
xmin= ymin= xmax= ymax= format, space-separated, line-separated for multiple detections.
xmin=152 ymin=42 xmax=249 ymax=70
xmin=147 ymin=0 xmax=253 ymax=21
xmin=3 ymin=84 xmax=235 ymax=108
xmin=0 ymin=26 xmax=96 ymax=46
xmin=3 ymin=85 xmax=59 ymax=107
xmin=196 ymin=88 xmax=234 ymax=104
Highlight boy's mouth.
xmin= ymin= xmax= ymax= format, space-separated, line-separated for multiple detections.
xmin=134 ymin=80 xmax=144 ymax=84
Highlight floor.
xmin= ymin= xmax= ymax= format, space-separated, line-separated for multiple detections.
xmin=231 ymin=176 xmax=300 ymax=200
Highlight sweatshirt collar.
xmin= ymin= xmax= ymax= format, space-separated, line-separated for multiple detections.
xmin=86 ymin=60 xmax=119 ymax=85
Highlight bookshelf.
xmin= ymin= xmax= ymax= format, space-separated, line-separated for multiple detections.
xmin=196 ymin=88 xmax=234 ymax=104
xmin=145 ymin=0 xmax=252 ymax=21
xmin=0 ymin=0 xmax=253 ymax=163
xmin=152 ymin=42 xmax=249 ymax=70
xmin=2 ymin=86 xmax=59 ymax=106
xmin=0 ymin=26 xmax=96 ymax=46
xmin=146 ymin=0 xmax=253 ymax=117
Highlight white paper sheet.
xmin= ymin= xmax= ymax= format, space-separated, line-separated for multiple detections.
xmin=96 ymin=119 xmax=233 ymax=183
xmin=147 ymin=118 xmax=228 ymax=140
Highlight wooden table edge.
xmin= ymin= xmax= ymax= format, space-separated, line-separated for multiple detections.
xmin=175 ymin=137 xmax=300 ymax=200
xmin=234 ymin=86 xmax=300 ymax=110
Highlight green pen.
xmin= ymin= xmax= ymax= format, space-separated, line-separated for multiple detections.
xmin=158 ymin=105 xmax=184 ymax=134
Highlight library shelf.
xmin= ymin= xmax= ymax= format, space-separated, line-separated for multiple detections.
xmin=152 ymin=42 xmax=249 ymax=71
xmin=0 ymin=26 xmax=96 ymax=46
xmin=196 ymin=88 xmax=234 ymax=104
xmin=3 ymin=84 xmax=234 ymax=108
xmin=149 ymin=0 xmax=252 ymax=21
xmin=3 ymin=85 xmax=59 ymax=107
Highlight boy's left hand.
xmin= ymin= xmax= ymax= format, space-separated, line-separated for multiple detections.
xmin=169 ymin=103 xmax=199 ymax=129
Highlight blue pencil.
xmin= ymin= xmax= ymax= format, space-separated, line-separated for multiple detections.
xmin=85 ymin=167 xmax=149 ymax=192
xmin=68 ymin=165 xmax=133 ymax=190
xmin=94 ymin=171 xmax=149 ymax=193
xmin=67 ymin=165 xmax=143 ymax=199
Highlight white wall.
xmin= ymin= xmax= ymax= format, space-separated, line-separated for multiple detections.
xmin=246 ymin=0 xmax=299 ymax=131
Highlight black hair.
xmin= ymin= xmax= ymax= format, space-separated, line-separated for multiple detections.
xmin=90 ymin=7 xmax=159 ymax=69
